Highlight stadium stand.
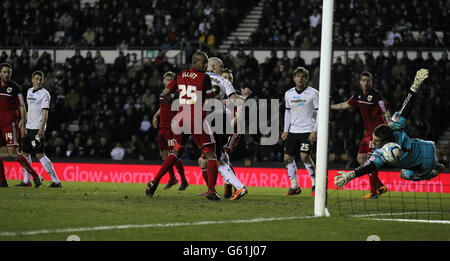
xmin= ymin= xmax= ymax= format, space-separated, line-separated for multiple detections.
xmin=0 ymin=0 xmax=257 ymax=49
xmin=242 ymin=0 xmax=448 ymax=48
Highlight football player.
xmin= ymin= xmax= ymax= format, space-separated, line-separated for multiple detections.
xmin=282 ymin=67 xmax=318 ymax=197
xmin=17 ymin=71 xmax=61 ymax=187
xmin=0 ymin=63 xmax=42 ymax=187
xmin=335 ymin=69 xmax=444 ymax=188
xmin=331 ymin=70 xmax=390 ymax=198
xmin=152 ymin=71 xmax=188 ymax=191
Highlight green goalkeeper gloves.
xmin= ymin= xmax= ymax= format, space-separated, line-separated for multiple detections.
xmin=334 ymin=171 xmax=356 ymax=188
xmin=410 ymin=68 xmax=429 ymax=93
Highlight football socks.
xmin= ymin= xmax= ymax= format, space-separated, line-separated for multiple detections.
xmin=39 ymin=155 xmax=60 ymax=183
xmin=207 ymin=159 xmax=219 ymax=193
xmin=218 ymin=164 xmax=244 ymax=190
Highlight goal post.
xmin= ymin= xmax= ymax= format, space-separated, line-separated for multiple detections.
xmin=314 ymin=0 xmax=334 ymax=217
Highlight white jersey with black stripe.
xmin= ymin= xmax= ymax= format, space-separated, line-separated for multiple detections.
xmin=284 ymin=86 xmax=319 ymax=133
xmin=206 ymin=71 xmax=236 ymax=100
xmin=205 ymin=72 xmax=236 ymax=119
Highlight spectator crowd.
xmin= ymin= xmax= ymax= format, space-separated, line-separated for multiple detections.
xmin=2 ymin=0 xmax=446 ymax=50
xmin=0 ymin=0 xmax=256 ymax=50
xmin=240 ymin=0 xmax=448 ymax=49
xmin=1 ymin=46 xmax=448 ymax=168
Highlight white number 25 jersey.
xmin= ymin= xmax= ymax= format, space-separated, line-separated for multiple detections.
xmin=285 ymin=86 xmax=319 ymax=133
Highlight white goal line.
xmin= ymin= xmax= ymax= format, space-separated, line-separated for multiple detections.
xmin=352 ymin=212 xmax=450 ymax=224
xmin=351 ymin=211 xmax=443 ymax=218
xmin=369 ymin=218 xmax=450 ymax=224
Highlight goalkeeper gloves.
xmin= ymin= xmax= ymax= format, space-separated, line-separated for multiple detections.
xmin=334 ymin=171 xmax=356 ymax=188
xmin=410 ymin=68 xmax=429 ymax=93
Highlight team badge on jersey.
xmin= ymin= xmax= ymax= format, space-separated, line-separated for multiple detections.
xmin=6 ymin=87 xmax=12 ymax=93
xmin=367 ymin=95 xmax=373 ymax=101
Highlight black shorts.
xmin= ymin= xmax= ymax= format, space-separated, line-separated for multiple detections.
xmin=21 ymin=129 xmax=45 ymax=154
xmin=284 ymin=132 xmax=313 ymax=156
xmin=209 ymin=112 xmax=229 ymax=158
xmin=213 ymin=133 xmax=227 ymax=158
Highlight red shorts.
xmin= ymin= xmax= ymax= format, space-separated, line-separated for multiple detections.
xmin=358 ymin=132 xmax=374 ymax=154
xmin=0 ymin=121 xmax=20 ymax=147
xmin=225 ymin=133 xmax=242 ymax=155
xmin=171 ymin=113 xmax=216 ymax=153
xmin=173 ymin=133 xmax=216 ymax=153
xmin=158 ymin=128 xmax=175 ymax=151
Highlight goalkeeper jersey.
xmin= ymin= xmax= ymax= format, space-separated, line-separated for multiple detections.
xmin=370 ymin=113 xmax=438 ymax=173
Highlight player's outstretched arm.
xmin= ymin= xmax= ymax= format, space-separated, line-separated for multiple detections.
xmin=395 ymin=68 xmax=429 ymax=120
xmin=334 ymin=171 xmax=356 ymax=188
xmin=334 ymin=160 xmax=378 ymax=188
xmin=330 ymin=101 xmax=351 ymax=110
xmin=229 ymin=91 xmax=250 ymax=106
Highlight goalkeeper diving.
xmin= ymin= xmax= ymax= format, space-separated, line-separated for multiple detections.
xmin=335 ymin=69 xmax=445 ymax=188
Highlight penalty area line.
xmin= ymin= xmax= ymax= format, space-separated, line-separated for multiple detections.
xmin=0 ymin=215 xmax=317 ymax=237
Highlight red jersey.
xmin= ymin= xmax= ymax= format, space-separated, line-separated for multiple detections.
xmin=0 ymin=80 xmax=24 ymax=126
xmin=347 ymin=87 xmax=388 ymax=134
xmin=159 ymin=93 xmax=178 ymax=129
xmin=166 ymin=68 xmax=213 ymax=120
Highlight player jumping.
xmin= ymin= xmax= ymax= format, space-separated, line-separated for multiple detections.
xmin=335 ymin=69 xmax=444 ymax=188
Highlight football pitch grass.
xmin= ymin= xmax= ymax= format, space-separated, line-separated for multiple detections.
xmin=0 ymin=180 xmax=448 ymax=241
